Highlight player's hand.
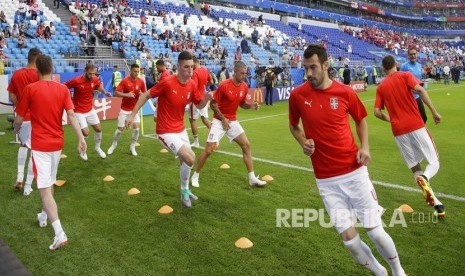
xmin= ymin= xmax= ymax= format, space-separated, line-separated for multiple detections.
xmin=357 ymin=147 xmax=371 ymax=166
xmin=127 ymin=92 xmax=136 ymax=98
xmin=302 ymin=139 xmax=315 ymax=156
xmin=13 ymin=123 xmax=21 ymax=134
xmin=221 ymin=118 xmax=230 ymax=130
xmin=252 ymin=102 xmax=259 ymax=110
xmin=104 ymin=92 xmax=112 ymax=97
xmin=206 ymin=91 xmax=214 ymax=101
xmin=78 ymin=139 xmax=87 ymax=155
xmin=433 ymin=112 xmax=441 ymax=124
xmin=125 ymin=115 xmax=134 ymax=129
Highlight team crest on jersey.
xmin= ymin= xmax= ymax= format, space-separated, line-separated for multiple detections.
xmin=330 ymin=97 xmax=338 ymax=109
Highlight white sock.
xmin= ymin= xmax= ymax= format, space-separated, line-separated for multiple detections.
xmin=367 ymin=227 xmax=405 ymax=276
xmin=192 ymin=171 xmax=199 ymax=178
xmin=180 ymin=162 xmax=192 ymax=190
xmin=343 ymin=234 xmax=387 ymax=276
xmin=131 ymin=128 xmax=140 ymax=146
xmin=248 ymin=172 xmax=256 ymax=180
xmin=193 ymin=135 xmax=198 ymax=143
xmin=51 ymin=220 xmax=64 ymax=237
xmin=113 ymin=129 xmax=122 ymax=145
xmin=25 ymin=156 xmax=34 ymax=185
xmin=423 ymin=159 xmax=439 ymax=181
xmin=17 ymin=147 xmax=28 ymax=181
xmin=94 ymin=132 xmax=103 ymax=149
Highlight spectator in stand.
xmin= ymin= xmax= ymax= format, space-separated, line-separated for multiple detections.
xmin=0 ymin=48 xmax=8 ymax=65
xmin=43 ymin=26 xmax=52 ymax=40
xmin=36 ymin=22 xmax=45 ymax=38
xmin=18 ymin=34 xmax=27 ymax=49
xmin=12 ymin=24 xmax=21 ymax=38
xmin=0 ymin=37 xmax=6 ymax=49
xmin=29 ymin=0 xmax=40 ymax=21
xmin=14 ymin=11 xmax=23 ymax=25
xmin=0 ymin=10 xmax=7 ymax=24
xmin=17 ymin=0 xmax=27 ymax=21
xmin=49 ymin=22 xmax=56 ymax=36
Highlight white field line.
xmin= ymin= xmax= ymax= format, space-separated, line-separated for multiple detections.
xmin=143 ymin=88 xmax=465 ymax=202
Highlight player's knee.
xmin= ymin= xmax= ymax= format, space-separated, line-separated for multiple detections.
xmin=204 ymin=144 xmax=216 ymax=155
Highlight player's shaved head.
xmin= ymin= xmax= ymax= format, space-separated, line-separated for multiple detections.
xmin=234 ymin=61 xmax=247 ymax=72
xmin=382 ymin=55 xmax=396 ymax=71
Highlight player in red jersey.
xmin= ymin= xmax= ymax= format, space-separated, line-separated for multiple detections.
xmin=152 ymin=59 xmax=171 ymax=131
xmin=14 ymin=55 xmax=87 ymax=250
xmin=64 ymin=63 xmax=112 ymax=160
xmin=125 ymin=51 xmax=211 ymax=208
xmin=289 ymin=44 xmax=405 ymax=276
xmin=8 ymin=48 xmax=42 ymax=195
xmin=189 ymin=57 xmax=213 ymax=148
xmin=375 ymin=54 xmax=444 ymax=218
xmin=190 ymin=61 xmax=267 ymax=188
xmin=107 ymin=63 xmax=146 ymax=156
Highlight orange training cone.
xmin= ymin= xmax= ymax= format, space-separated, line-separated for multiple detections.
xmin=235 ymin=237 xmax=253 ymax=249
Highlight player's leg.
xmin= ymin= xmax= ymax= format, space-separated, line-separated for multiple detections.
xmin=88 ymin=110 xmax=106 ymax=159
xmin=130 ymin=120 xmax=140 ymax=156
xmin=75 ymin=113 xmax=90 ymax=160
xmin=108 ymin=110 xmax=125 ymax=154
xmin=189 ymin=103 xmax=200 ymax=148
xmin=16 ymin=121 xmax=31 ymax=190
xmin=231 ymin=123 xmax=266 ymax=187
xmin=191 ymin=119 xmax=225 ymax=187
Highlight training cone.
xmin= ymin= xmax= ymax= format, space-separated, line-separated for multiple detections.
xmin=160 ymin=148 xmax=169 ymax=153
xmin=158 ymin=205 xmax=174 ymax=215
xmin=261 ymin=175 xmax=274 ymax=181
xmin=135 ymin=142 xmax=141 ymax=147
xmin=128 ymin=188 xmax=140 ymax=195
xmin=60 ymin=154 xmax=67 ymax=159
xmin=103 ymin=175 xmax=114 ymax=182
xmin=235 ymin=237 xmax=253 ymax=249
xmin=447 ymin=93 xmax=451 ymax=96
xmin=55 ymin=180 xmax=66 ymax=187
xmin=397 ymin=204 xmax=414 ymax=213
xmin=220 ymin=164 xmax=230 ymax=169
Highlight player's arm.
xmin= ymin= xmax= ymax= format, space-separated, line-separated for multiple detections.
xmin=13 ymin=114 xmax=24 ymax=134
xmin=115 ymin=89 xmax=135 ymax=98
xmin=195 ymin=91 xmax=213 ymax=109
xmin=125 ymin=91 xmax=150 ymax=129
xmin=9 ymin=93 xmax=18 ymax=107
xmin=354 ymin=117 xmax=370 ymax=166
xmin=96 ymin=83 xmax=112 ymax=97
xmin=67 ymin=109 xmax=87 ymax=155
xmin=374 ymin=107 xmax=390 ymax=122
xmin=289 ymin=124 xmax=314 ymax=156
xmin=210 ymin=99 xmax=230 ymax=130
xmin=240 ymin=101 xmax=259 ymax=110
xmin=414 ymin=84 xmax=441 ymax=124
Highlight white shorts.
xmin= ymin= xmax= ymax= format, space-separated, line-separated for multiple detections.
xmin=19 ymin=121 xmax=31 ymax=148
xmin=31 ymin=150 xmax=62 ymax=189
xmin=207 ymin=118 xmax=244 ymax=143
xmin=76 ymin=108 xmax=100 ymax=129
xmin=157 ymin=129 xmax=190 ymax=156
xmin=316 ymin=166 xmax=383 ymax=234
xmin=118 ymin=109 xmax=140 ymax=128
xmin=395 ymin=127 xmax=438 ymax=169
xmin=189 ymin=103 xmax=209 ymax=120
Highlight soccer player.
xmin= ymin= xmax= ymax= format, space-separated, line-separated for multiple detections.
xmin=375 ymin=54 xmax=445 ymax=218
xmin=190 ymin=61 xmax=267 ymax=188
xmin=125 ymin=51 xmax=211 ymax=208
xmin=400 ymin=46 xmax=427 ymax=123
xmin=64 ymin=63 xmax=112 ymax=160
xmin=189 ymin=56 xmax=213 ymax=148
xmin=289 ymin=44 xmax=405 ymax=276
xmin=107 ymin=63 xmax=146 ymax=156
xmin=14 ymin=55 xmax=87 ymax=250
xmin=8 ymin=48 xmax=42 ymax=195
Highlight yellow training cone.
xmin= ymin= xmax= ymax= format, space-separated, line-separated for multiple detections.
xmin=397 ymin=204 xmax=414 ymax=213
xmin=135 ymin=142 xmax=141 ymax=147
xmin=103 ymin=175 xmax=114 ymax=181
xmin=55 ymin=180 xmax=66 ymax=187
xmin=60 ymin=154 xmax=67 ymax=159
xmin=158 ymin=205 xmax=174 ymax=215
xmin=261 ymin=175 xmax=274 ymax=181
xmin=160 ymin=148 xmax=169 ymax=153
xmin=235 ymin=237 xmax=253 ymax=249
xmin=128 ymin=188 xmax=140 ymax=195
xmin=220 ymin=164 xmax=230 ymax=169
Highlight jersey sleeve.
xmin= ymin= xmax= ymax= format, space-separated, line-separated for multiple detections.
xmin=149 ymin=77 xmax=167 ymax=98
xmin=7 ymin=72 xmax=17 ymax=94
xmin=374 ymin=86 xmax=384 ymax=110
xmin=64 ymin=77 xmax=77 ymax=89
xmin=15 ymin=85 xmax=30 ymax=117
xmin=63 ymin=86 xmax=75 ymax=111
xmin=288 ymin=88 xmax=301 ymax=127
xmin=405 ymin=71 xmax=422 ymax=89
xmin=347 ymin=88 xmax=367 ymax=123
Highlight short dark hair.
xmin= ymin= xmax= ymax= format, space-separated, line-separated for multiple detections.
xmin=178 ymin=51 xmax=193 ymax=63
xmin=27 ymin=48 xmax=42 ymax=63
xmin=234 ymin=61 xmax=246 ymax=72
xmin=407 ymin=46 xmax=417 ymax=54
xmin=156 ymin=59 xmax=165 ymax=66
xmin=382 ymin=55 xmax=396 ymax=71
xmin=130 ymin=63 xmax=139 ymax=69
xmin=303 ymin=44 xmax=328 ymax=64
xmin=193 ymin=56 xmax=199 ymax=64
xmin=35 ymin=55 xmax=53 ymax=75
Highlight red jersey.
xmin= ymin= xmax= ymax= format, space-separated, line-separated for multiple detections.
xmin=15 ymin=80 xmax=74 ymax=152
xmin=213 ymin=79 xmax=248 ymax=121
xmin=8 ymin=68 xmax=39 ymax=121
xmin=149 ymin=75 xmax=202 ymax=134
xmin=115 ymin=76 xmax=146 ymax=111
xmin=289 ymin=81 xmax=367 ymax=179
xmin=375 ymin=71 xmax=424 ymax=136
xmin=192 ymin=67 xmax=212 ymax=92
xmin=64 ymin=75 xmax=102 ymax=113
xmin=159 ymin=69 xmax=170 ymax=82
